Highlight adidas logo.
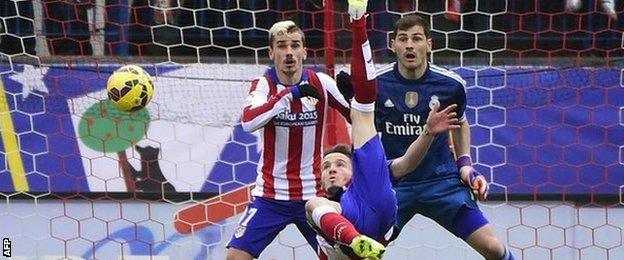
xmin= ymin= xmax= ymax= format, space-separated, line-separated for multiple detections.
xmin=384 ymin=99 xmax=394 ymax=107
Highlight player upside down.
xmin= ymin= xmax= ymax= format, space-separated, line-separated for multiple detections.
xmin=334 ymin=0 xmax=516 ymax=258
xmin=304 ymin=1 xmax=461 ymax=259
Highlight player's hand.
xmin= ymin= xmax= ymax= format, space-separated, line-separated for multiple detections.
xmin=425 ymin=103 xmax=461 ymax=135
xmin=460 ymin=166 xmax=489 ymax=201
xmin=336 ymin=71 xmax=354 ymax=101
xmin=348 ymin=0 xmax=368 ymax=20
xmin=295 ymin=83 xmax=322 ymax=100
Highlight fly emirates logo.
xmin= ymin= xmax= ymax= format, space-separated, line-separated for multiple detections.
xmin=385 ymin=113 xmax=426 ymax=136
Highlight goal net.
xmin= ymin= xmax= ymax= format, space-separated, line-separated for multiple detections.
xmin=0 ymin=0 xmax=622 ymax=259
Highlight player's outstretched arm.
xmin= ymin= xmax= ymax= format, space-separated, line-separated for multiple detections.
xmin=458 ymin=152 xmax=489 ymax=201
xmin=450 ymin=120 xmax=471 ymax=158
xmin=452 ymin=117 xmax=490 ymax=201
xmin=390 ymin=103 xmax=461 ymax=179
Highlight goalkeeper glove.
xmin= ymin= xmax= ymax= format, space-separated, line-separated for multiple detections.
xmin=336 ymin=71 xmax=354 ymax=102
xmin=457 ymin=155 xmax=489 ymax=201
xmin=291 ymin=83 xmax=321 ymax=100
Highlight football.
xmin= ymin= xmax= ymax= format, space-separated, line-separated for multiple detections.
xmin=106 ymin=65 xmax=154 ymax=112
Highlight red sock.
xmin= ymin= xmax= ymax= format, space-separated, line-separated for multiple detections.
xmin=319 ymin=212 xmax=360 ymax=245
xmin=350 ymin=17 xmax=377 ymax=104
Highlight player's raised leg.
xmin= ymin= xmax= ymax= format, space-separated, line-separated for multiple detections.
xmin=305 ymin=177 xmax=385 ymax=259
xmin=346 ymin=0 xmax=389 ymax=257
xmin=348 ymin=0 xmax=377 ymax=149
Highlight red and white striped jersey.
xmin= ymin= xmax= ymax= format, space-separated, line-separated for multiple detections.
xmin=241 ymin=67 xmax=350 ymax=201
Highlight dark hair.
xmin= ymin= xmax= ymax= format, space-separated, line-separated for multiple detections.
xmin=323 ymin=144 xmax=352 ymax=158
xmin=392 ymin=15 xmax=430 ymax=39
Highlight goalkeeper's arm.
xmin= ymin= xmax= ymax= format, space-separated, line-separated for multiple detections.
xmin=390 ymin=104 xmax=460 ymax=178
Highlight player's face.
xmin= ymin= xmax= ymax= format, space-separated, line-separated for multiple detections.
xmin=390 ymin=25 xmax=432 ymax=72
xmin=269 ymin=32 xmax=307 ymax=76
xmin=321 ymin=153 xmax=353 ymax=193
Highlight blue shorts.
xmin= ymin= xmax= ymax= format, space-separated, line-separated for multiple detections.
xmin=395 ymin=177 xmax=484 ymax=239
xmin=226 ymin=197 xmax=318 ymax=258
xmin=341 ymin=137 xmax=397 ymax=240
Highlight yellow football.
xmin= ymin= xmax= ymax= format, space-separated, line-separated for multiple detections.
xmin=106 ymin=65 xmax=154 ymax=112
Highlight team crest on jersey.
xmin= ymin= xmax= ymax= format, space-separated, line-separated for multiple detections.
xmin=234 ymin=226 xmax=246 ymax=238
xmin=299 ymin=80 xmax=319 ymax=106
xmin=302 ymin=96 xmax=319 ymax=107
xmin=405 ymin=91 xmax=419 ymax=108
xmin=429 ymin=95 xmax=440 ymax=109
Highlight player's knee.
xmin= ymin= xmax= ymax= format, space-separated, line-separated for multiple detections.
xmin=466 ymin=225 xmax=506 ymax=259
xmin=483 ymin=241 xmax=505 ymax=260
xmin=305 ymin=196 xmax=329 ymax=214
xmin=476 ymin=234 xmax=505 ymax=259
xmin=226 ymin=247 xmax=254 ymax=260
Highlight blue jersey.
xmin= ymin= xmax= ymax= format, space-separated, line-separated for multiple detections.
xmin=340 ymin=137 xmax=397 ymax=240
xmin=317 ymin=137 xmax=397 ymax=258
xmin=375 ymin=62 xmax=467 ymax=187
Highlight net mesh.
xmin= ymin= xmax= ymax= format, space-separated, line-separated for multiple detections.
xmin=0 ymin=0 xmax=623 ymax=259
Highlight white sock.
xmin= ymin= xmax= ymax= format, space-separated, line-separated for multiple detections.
xmin=351 ymin=100 xmax=375 ymax=113
xmin=311 ymin=205 xmax=338 ymax=228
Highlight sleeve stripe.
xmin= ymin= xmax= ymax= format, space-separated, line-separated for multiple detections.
xmin=241 ymin=89 xmax=290 ymax=123
xmin=375 ymin=62 xmax=395 ymax=77
xmin=248 ymin=78 xmax=260 ymax=93
xmin=316 ymin=72 xmax=351 ymax=120
xmin=429 ymin=64 xmax=467 ymax=88
xmin=241 ymin=83 xmax=292 ymax=132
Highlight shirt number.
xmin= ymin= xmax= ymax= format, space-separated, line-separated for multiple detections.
xmin=239 ymin=207 xmax=258 ymax=227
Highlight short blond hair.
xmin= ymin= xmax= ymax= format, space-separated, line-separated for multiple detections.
xmin=268 ymin=20 xmax=306 ymax=47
